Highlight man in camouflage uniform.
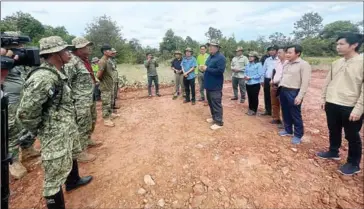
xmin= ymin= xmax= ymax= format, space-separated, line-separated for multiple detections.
xmin=65 ymin=37 xmax=103 ymax=163
xmin=17 ymin=36 xmax=93 ymax=209
xmin=109 ymin=48 xmax=121 ymax=112
xmin=2 ymin=31 xmax=40 ymax=179
xmin=92 ymin=57 xmax=101 ymax=101
xmin=97 ymin=44 xmax=119 ymax=127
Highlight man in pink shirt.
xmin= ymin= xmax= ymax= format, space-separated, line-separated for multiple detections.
xmin=270 ymin=47 xmax=287 ymax=127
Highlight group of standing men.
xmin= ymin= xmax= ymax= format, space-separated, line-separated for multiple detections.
xmin=2 ymin=30 xmax=126 ymax=209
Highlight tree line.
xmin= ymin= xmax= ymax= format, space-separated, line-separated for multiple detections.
xmin=1 ymin=11 xmax=363 ymax=64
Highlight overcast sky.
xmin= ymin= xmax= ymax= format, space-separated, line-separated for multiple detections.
xmin=2 ymin=1 xmax=363 ymax=48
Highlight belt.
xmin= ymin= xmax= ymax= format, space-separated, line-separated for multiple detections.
xmin=281 ymin=87 xmax=299 ymax=91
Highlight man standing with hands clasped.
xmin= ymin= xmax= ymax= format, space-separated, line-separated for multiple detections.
xmin=317 ymin=32 xmax=363 ymax=176
xmin=181 ymin=47 xmax=197 ymax=105
xmin=171 ymin=50 xmax=184 ymax=99
xmin=201 ymin=40 xmax=226 ymax=130
xmin=144 ymin=53 xmax=160 ymax=97
xmin=231 ymin=46 xmax=249 ymax=103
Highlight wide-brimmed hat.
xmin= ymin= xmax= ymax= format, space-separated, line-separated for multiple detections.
xmin=91 ymin=57 xmax=99 ymax=63
xmin=184 ymin=47 xmax=193 ymax=53
xmin=111 ymin=48 xmax=117 ymax=53
xmin=39 ymin=36 xmax=74 ymax=55
xmin=235 ymin=47 xmax=244 ymax=52
xmin=206 ymin=39 xmax=221 ymax=48
xmin=72 ymin=37 xmax=93 ymax=49
xmin=174 ymin=50 xmax=182 ymax=55
xmin=248 ymin=51 xmax=260 ymax=58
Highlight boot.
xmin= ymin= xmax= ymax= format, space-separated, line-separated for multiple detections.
xmin=45 ymin=187 xmax=65 ymax=209
xmin=104 ymin=119 xmax=115 ymax=127
xmin=111 ymin=113 xmax=120 ymax=119
xmin=77 ymin=151 xmax=96 ymax=163
xmin=21 ymin=146 xmax=41 ymax=161
xmin=113 ymin=104 xmax=121 ymax=109
xmin=65 ymin=160 xmax=93 ymax=192
xmin=9 ymin=160 xmax=27 ymax=180
xmin=88 ymin=139 xmax=103 ymax=148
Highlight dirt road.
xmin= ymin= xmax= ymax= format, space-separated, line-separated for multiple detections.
xmin=10 ymin=70 xmax=363 ymax=209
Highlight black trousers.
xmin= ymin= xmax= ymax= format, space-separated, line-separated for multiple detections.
xmin=148 ymin=75 xmax=159 ymax=95
xmin=206 ymin=90 xmax=223 ymax=126
xmin=264 ymin=78 xmax=272 ymax=114
xmin=246 ymin=83 xmax=261 ymax=113
xmin=325 ymin=102 xmax=363 ymax=166
xmin=183 ymin=77 xmax=196 ymax=102
xmin=93 ymin=83 xmax=101 ymax=101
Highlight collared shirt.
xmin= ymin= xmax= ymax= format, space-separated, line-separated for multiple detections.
xmin=263 ymin=56 xmax=278 ymax=79
xmin=279 ymin=58 xmax=312 ymax=100
xmin=98 ymin=56 xmax=114 ymax=91
xmin=181 ymin=56 xmax=197 ymax=80
xmin=204 ymin=51 xmax=226 ymax=91
xmin=272 ymin=59 xmax=288 ymax=84
xmin=322 ymin=54 xmax=363 ymax=116
xmin=231 ymin=55 xmax=249 ymax=78
xmin=245 ymin=62 xmax=264 ymax=85
xmin=144 ymin=59 xmax=159 ymax=76
xmin=196 ymin=53 xmax=209 ymax=74
xmin=171 ymin=58 xmax=182 ymax=73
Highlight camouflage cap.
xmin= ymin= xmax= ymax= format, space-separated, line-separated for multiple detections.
xmin=91 ymin=57 xmax=99 ymax=62
xmin=39 ymin=36 xmax=74 ymax=55
xmin=206 ymin=39 xmax=221 ymax=47
xmin=111 ymin=48 xmax=117 ymax=53
xmin=248 ymin=51 xmax=260 ymax=58
xmin=3 ymin=31 xmax=22 ymax=37
xmin=184 ymin=47 xmax=193 ymax=53
xmin=235 ymin=46 xmax=244 ymax=52
xmin=174 ymin=50 xmax=182 ymax=55
xmin=72 ymin=37 xmax=93 ymax=49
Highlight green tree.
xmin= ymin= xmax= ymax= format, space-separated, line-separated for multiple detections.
xmin=268 ymin=32 xmax=288 ymax=47
xmin=320 ymin=20 xmax=360 ymax=39
xmin=300 ymin=37 xmax=332 ymax=56
xmin=293 ymin=12 xmax=323 ymax=40
xmin=205 ymin=27 xmax=223 ymax=41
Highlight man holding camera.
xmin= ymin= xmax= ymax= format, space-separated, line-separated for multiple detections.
xmin=2 ymin=31 xmax=40 ymax=179
xmin=144 ymin=53 xmax=160 ymax=97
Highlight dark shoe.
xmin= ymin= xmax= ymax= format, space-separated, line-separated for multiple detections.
xmin=278 ymin=130 xmax=293 ymax=137
xmin=316 ymin=151 xmax=341 ymax=161
xmin=198 ymin=98 xmax=205 ymax=102
xmin=65 ymin=160 xmax=93 ymax=192
xmin=240 ymin=99 xmax=245 ymax=103
xmin=183 ymin=100 xmax=191 ymax=103
xmin=270 ymin=120 xmax=282 ymax=124
xmin=192 ymin=101 xmax=196 ymax=105
xmin=231 ymin=97 xmax=238 ymax=101
xmin=338 ymin=163 xmax=361 ymax=176
xmin=156 ymin=93 xmax=161 ymax=97
xmin=45 ymin=187 xmax=65 ymax=209
xmin=260 ymin=111 xmax=271 ymax=116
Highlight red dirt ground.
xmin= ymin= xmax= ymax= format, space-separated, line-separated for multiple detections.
xmin=9 ymin=70 xmax=364 ymax=209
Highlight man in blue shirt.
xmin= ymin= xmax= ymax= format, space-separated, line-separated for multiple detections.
xmin=200 ymin=40 xmax=226 ymax=130
xmin=261 ymin=45 xmax=278 ymax=116
xmin=181 ymin=47 xmax=197 ymax=105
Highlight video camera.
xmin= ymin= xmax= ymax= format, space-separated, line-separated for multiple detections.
xmin=1 ymin=32 xmax=41 ymax=70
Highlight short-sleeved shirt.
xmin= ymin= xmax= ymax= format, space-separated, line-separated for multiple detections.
xmin=171 ymin=58 xmax=182 ymax=73
xmin=98 ymin=56 xmax=114 ymax=91
xmin=231 ymin=55 xmax=249 ymax=78
xmin=181 ymin=56 xmax=197 ymax=80
xmin=144 ymin=59 xmax=159 ymax=76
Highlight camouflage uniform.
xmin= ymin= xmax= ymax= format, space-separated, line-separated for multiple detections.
xmin=64 ymin=37 xmax=95 ymax=151
xmin=109 ymin=56 xmax=118 ymax=108
xmin=17 ymin=37 xmax=82 ymax=197
xmin=98 ymin=56 xmax=114 ymax=119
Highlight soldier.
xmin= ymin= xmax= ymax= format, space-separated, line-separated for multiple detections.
xmin=2 ymin=31 xmax=40 ymax=179
xmin=17 ymin=36 xmax=92 ymax=209
xmin=97 ymin=44 xmax=120 ymax=127
xmin=109 ymin=48 xmax=121 ymax=111
xmin=65 ymin=37 xmax=103 ymax=163
xmin=91 ymin=57 xmax=101 ymax=101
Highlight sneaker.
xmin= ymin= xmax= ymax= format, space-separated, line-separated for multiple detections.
xmin=192 ymin=101 xmax=196 ymax=105
xmin=111 ymin=113 xmax=120 ymax=119
xmin=338 ymin=163 xmax=361 ymax=176
xmin=316 ymin=151 xmax=341 ymax=161
xmin=291 ymin=136 xmax=302 ymax=144
xmin=9 ymin=161 xmax=27 ymax=180
xmin=231 ymin=97 xmax=238 ymax=101
xmin=206 ymin=118 xmax=214 ymax=123
xmin=245 ymin=110 xmax=256 ymax=116
xmin=77 ymin=151 xmax=96 ymax=163
xmin=210 ymin=124 xmax=223 ymax=130
xmin=104 ymin=119 xmax=115 ymax=127
xmin=21 ymin=146 xmax=41 ymax=161
xmin=278 ymin=130 xmax=293 ymax=137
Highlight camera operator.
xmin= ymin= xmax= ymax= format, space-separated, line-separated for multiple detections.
xmin=2 ymin=31 xmax=40 ymax=180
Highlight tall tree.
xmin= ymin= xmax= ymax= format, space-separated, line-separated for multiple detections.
xmin=205 ymin=27 xmax=223 ymax=41
xmin=320 ymin=20 xmax=360 ymax=39
xmin=293 ymin=12 xmax=323 ymax=40
xmin=268 ymin=32 xmax=288 ymax=47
